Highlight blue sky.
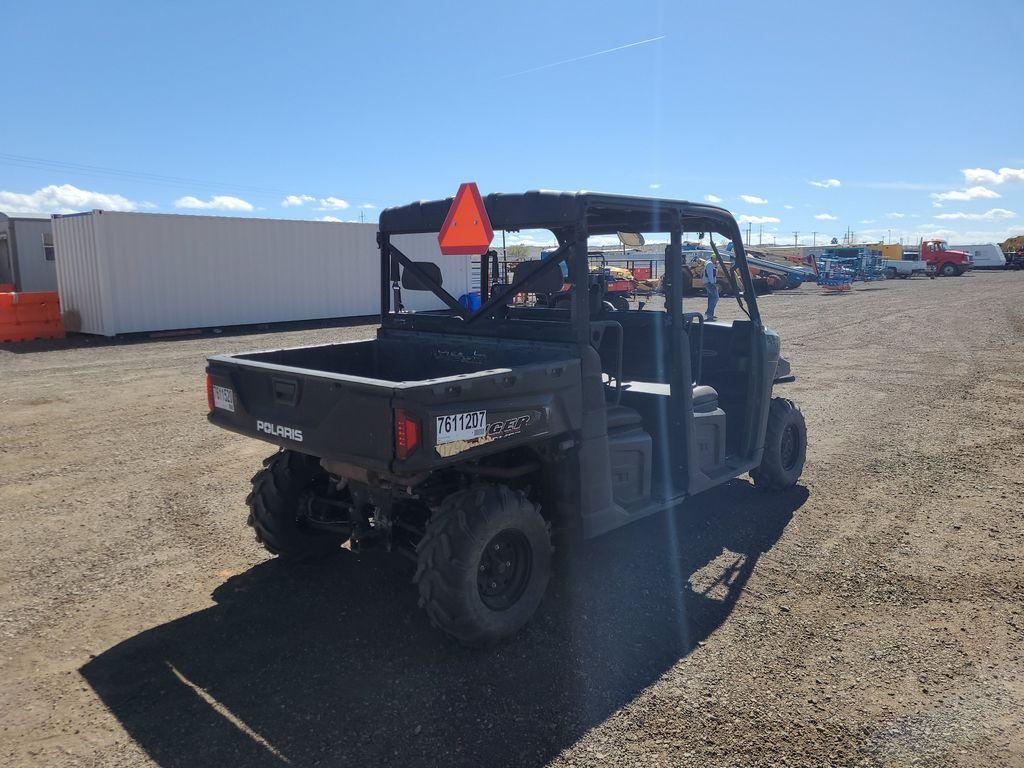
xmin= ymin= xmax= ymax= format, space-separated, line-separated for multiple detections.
xmin=3 ymin=0 xmax=1023 ymax=246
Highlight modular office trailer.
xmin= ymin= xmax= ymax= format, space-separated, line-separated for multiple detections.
xmin=0 ymin=213 xmax=56 ymax=291
xmin=52 ymin=211 xmax=471 ymax=336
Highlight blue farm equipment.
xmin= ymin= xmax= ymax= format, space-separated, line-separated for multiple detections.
xmin=807 ymin=254 xmax=854 ymax=293
xmin=820 ymin=247 xmax=886 ymax=282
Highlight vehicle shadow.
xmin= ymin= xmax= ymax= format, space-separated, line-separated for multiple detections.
xmin=81 ymin=480 xmax=807 ymax=768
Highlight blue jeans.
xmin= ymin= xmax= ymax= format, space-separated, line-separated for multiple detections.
xmin=705 ymin=283 xmax=719 ymax=318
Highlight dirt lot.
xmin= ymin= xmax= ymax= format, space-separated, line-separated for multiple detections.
xmin=1 ymin=271 xmax=1023 ymax=767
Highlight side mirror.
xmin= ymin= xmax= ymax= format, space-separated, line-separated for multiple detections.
xmin=401 ymin=262 xmax=443 ymax=291
xmin=516 ymin=260 xmax=564 ymax=295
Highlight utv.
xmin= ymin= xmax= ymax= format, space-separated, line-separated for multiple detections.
xmin=533 ymin=250 xmax=637 ymax=312
xmin=206 ymin=190 xmax=806 ymax=646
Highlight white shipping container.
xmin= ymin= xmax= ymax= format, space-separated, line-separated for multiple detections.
xmin=52 ymin=211 xmax=471 ymax=336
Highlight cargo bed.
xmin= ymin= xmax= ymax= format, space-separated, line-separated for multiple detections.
xmin=206 ymin=330 xmax=583 ymax=472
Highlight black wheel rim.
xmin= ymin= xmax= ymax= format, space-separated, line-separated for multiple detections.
xmin=477 ymin=529 xmax=532 ymax=611
xmin=780 ymin=423 xmax=800 ymax=471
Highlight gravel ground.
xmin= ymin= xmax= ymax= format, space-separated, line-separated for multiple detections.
xmin=1 ymin=272 xmax=1022 ymax=767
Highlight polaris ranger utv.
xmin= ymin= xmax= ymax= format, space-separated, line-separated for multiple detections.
xmin=206 ymin=190 xmax=806 ymax=646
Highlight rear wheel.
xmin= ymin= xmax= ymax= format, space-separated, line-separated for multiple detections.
xmin=608 ymin=294 xmax=630 ymax=312
xmin=751 ymin=398 xmax=807 ymax=491
xmin=415 ymin=484 xmax=551 ymax=647
xmin=885 ymin=267 xmax=897 ymax=279
xmin=246 ymin=450 xmax=347 ymax=561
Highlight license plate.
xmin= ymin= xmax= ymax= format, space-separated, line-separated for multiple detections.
xmin=435 ymin=410 xmax=486 ymax=445
xmin=212 ymin=385 xmax=235 ymax=412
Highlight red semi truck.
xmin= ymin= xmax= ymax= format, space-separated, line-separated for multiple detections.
xmin=918 ymin=239 xmax=971 ymax=277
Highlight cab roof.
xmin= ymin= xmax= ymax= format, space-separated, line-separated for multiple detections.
xmin=379 ymin=189 xmax=742 ymax=240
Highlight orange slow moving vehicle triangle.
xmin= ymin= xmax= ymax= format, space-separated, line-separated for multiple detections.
xmin=437 ymin=182 xmax=495 ymax=255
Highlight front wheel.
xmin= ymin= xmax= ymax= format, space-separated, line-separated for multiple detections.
xmin=751 ymin=398 xmax=807 ymax=491
xmin=885 ymin=267 xmax=897 ymax=279
xmin=415 ymin=485 xmax=551 ymax=647
xmin=940 ymin=262 xmax=959 ymax=277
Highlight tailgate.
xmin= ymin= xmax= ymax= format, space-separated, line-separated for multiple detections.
xmin=206 ymin=357 xmax=394 ymax=470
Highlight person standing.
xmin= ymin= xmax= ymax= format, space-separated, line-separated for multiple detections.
xmin=702 ymin=258 xmax=719 ymax=321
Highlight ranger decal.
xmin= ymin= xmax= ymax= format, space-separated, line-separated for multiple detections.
xmin=435 ymin=414 xmax=532 ymax=457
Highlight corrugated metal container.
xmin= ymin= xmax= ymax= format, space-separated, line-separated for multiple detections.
xmin=52 ymin=211 xmax=470 ymax=336
xmin=0 ymin=213 xmax=57 ymax=291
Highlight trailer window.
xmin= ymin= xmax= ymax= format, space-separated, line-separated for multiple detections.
xmin=42 ymin=233 xmax=55 ymax=262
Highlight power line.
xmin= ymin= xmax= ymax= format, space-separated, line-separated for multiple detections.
xmin=0 ymin=152 xmax=289 ymax=197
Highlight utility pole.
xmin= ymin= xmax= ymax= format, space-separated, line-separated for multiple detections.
xmin=759 ymin=224 xmax=763 ymax=246
xmin=793 ymin=231 xmax=799 ymax=246
xmin=812 ymin=231 xmax=818 ymax=246
xmin=887 ymin=228 xmax=892 ymax=245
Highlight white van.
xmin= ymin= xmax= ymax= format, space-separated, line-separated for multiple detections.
xmin=950 ymin=243 xmax=1006 ymax=269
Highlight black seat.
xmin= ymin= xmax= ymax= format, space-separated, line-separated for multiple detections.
xmin=605 ymin=404 xmax=644 ymax=431
xmin=621 ymin=380 xmax=719 ymax=412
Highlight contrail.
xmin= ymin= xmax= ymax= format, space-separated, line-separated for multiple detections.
xmin=501 ymin=34 xmax=667 ymax=79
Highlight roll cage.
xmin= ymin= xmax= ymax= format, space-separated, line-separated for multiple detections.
xmin=377 ymin=190 xmax=762 ymax=344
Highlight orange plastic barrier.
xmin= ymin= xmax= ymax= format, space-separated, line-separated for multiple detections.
xmin=0 ymin=290 xmax=66 ymax=342
xmin=632 ymin=267 xmax=652 ymax=280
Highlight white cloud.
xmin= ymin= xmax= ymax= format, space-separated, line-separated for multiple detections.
xmin=649 ymin=183 xmax=661 ymax=190
xmin=859 ymin=223 xmax=1023 ymax=246
xmin=934 ymin=208 xmax=1016 ymax=221
xmin=930 ymin=186 xmax=1000 ymax=203
xmin=285 ymin=194 xmax=365 ymax=211
xmin=886 ymin=212 xmax=906 ymax=219
xmin=282 ymin=194 xmax=315 ymax=207
xmin=738 ymin=214 xmax=780 ymax=224
xmin=0 ymin=183 xmax=147 ymax=215
xmin=784 ymin=204 xmax=795 ymax=210
xmin=962 ymin=167 xmax=1024 ymax=186
xmin=504 ymin=229 xmax=557 ymax=247
xmin=175 ymin=195 xmax=254 ymax=212
xmin=704 ymin=194 xmax=723 ymax=203
xmin=809 ymin=178 xmax=841 ymax=188
xmin=318 ymin=196 xmax=350 ymax=210
xmin=814 ymin=213 xmax=838 ymax=221
xmin=859 ymin=219 xmax=876 ymax=224
xmin=740 ymin=194 xmax=768 ymax=205
xmin=321 ymin=215 xmax=343 ymax=222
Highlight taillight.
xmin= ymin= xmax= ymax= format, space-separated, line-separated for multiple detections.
xmin=394 ymin=408 xmax=420 ymax=459
xmin=206 ymin=374 xmax=215 ymax=412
